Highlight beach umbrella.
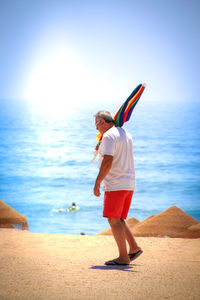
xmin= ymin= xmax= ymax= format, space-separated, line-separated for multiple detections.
xmin=114 ymin=83 xmax=146 ymax=127
xmin=92 ymin=83 xmax=146 ymax=162
xmin=0 ymin=200 xmax=29 ymax=230
xmin=96 ymin=83 xmax=146 ymax=144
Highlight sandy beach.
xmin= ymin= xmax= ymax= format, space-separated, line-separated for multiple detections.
xmin=0 ymin=229 xmax=200 ymax=300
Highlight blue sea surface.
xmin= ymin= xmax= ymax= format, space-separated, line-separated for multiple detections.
xmin=0 ymin=98 xmax=200 ymax=234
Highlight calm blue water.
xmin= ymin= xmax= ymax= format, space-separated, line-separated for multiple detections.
xmin=0 ymin=98 xmax=200 ymax=234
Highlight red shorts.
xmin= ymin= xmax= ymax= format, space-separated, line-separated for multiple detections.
xmin=103 ymin=190 xmax=133 ymax=219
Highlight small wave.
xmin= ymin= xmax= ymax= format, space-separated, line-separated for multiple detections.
xmin=51 ymin=206 xmax=79 ymax=214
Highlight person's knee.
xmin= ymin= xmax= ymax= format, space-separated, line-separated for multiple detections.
xmin=107 ymin=217 xmax=120 ymax=226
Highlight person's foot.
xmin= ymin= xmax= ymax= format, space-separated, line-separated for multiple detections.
xmin=105 ymin=257 xmax=130 ymax=265
xmin=129 ymin=246 xmax=141 ymax=254
xmin=128 ymin=249 xmax=143 ymax=261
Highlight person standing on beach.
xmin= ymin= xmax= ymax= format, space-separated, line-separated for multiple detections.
xmin=93 ymin=111 xmax=142 ymax=265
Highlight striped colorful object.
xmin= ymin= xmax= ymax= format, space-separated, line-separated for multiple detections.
xmin=114 ymin=83 xmax=146 ymax=127
xmin=95 ymin=83 xmax=146 ymax=146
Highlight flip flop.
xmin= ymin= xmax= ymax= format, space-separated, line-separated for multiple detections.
xmin=129 ymin=250 xmax=143 ymax=261
xmin=105 ymin=259 xmax=129 ymax=266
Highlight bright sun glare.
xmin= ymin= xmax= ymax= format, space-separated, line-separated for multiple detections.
xmin=25 ymin=50 xmax=93 ymax=115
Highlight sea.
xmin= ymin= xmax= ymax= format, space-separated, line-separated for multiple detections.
xmin=0 ymin=97 xmax=200 ymax=235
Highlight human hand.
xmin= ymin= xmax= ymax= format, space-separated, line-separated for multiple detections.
xmin=94 ymin=180 xmax=101 ymax=197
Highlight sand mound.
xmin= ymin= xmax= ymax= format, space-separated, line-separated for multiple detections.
xmin=132 ymin=206 xmax=199 ymax=238
xmin=98 ymin=206 xmax=200 ymax=238
xmin=0 ymin=223 xmax=15 ymax=228
xmin=97 ymin=217 xmax=140 ymax=235
xmin=126 ymin=217 xmax=140 ymax=227
xmin=0 ymin=200 xmax=29 ymax=230
xmin=184 ymin=223 xmax=200 ymax=238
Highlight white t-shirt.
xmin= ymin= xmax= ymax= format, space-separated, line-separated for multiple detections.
xmin=98 ymin=126 xmax=136 ymax=191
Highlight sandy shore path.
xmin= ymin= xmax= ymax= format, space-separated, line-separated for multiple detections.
xmin=0 ymin=229 xmax=200 ymax=300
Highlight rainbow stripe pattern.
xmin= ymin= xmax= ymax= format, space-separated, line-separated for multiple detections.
xmin=96 ymin=83 xmax=146 ymax=145
xmin=114 ymin=83 xmax=146 ymax=127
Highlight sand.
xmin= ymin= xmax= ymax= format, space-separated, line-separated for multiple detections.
xmin=98 ymin=206 xmax=200 ymax=238
xmin=0 ymin=229 xmax=200 ymax=300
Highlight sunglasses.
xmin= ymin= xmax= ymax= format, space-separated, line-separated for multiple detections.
xmin=95 ymin=119 xmax=102 ymax=126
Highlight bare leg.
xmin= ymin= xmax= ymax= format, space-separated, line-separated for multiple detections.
xmin=107 ymin=217 xmax=130 ymax=264
xmin=120 ymin=219 xmax=141 ymax=254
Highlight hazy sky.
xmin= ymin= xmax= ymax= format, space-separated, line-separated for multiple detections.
xmin=0 ymin=0 xmax=200 ymax=106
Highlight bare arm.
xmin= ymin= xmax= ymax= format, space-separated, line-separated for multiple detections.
xmin=94 ymin=155 xmax=113 ymax=197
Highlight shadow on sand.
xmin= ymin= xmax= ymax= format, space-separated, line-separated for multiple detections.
xmin=90 ymin=264 xmax=140 ymax=272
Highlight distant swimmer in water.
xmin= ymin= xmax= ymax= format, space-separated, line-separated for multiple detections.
xmin=51 ymin=203 xmax=79 ymax=214
xmin=68 ymin=202 xmax=79 ymax=211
